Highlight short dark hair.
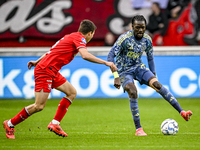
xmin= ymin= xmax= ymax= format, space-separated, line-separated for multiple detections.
xmin=131 ymin=15 xmax=147 ymax=25
xmin=78 ymin=19 xmax=97 ymax=35
xmin=153 ymin=2 xmax=160 ymax=9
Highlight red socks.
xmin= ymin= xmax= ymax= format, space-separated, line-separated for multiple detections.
xmin=11 ymin=107 xmax=30 ymax=126
xmin=53 ymin=97 xmax=72 ymax=122
xmin=10 ymin=97 xmax=71 ymax=126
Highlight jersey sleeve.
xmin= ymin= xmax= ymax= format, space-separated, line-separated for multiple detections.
xmin=107 ymin=37 xmax=124 ymax=63
xmin=107 ymin=47 xmax=115 ymax=63
xmin=73 ymin=36 xmax=87 ymax=50
xmin=145 ymin=38 xmax=155 ymax=74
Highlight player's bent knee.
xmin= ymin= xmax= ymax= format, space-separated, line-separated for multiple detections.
xmin=71 ymin=90 xmax=77 ymax=99
xmin=152 ymin=81 xmax=162 ymax=90
xmin=126 ymin=88 xmax=138 ymax=99
xmin=148 ymin=77 xmax=157 ymax=86
xmin=130 ymin=91 xmax=138 ymax=99
xmin=125 ymin=83 xmax=138 ymax=99
xmin=68 ymin=89 xmax=77 ymax=101
xmin=70 ymin=92 xmax=77 ymax=101
xmin=148 ymin=77 xmax=162 ymax=90
xmin=34 ymin=104 xmax=45 ymax=112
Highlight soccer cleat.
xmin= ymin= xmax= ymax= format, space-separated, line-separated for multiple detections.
xmin=47 ymin=122 xmax=68 ymax=137
xmin=181 ymin=110 xmax=193 ymax=121
xmin=135 ymin=128 xmax=147 ymax=136
xmin=3 ymin=120 xmax=15 ymax=139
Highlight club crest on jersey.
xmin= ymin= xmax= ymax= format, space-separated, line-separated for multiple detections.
xmin=82 ymin=38 xmax=86 ymax=44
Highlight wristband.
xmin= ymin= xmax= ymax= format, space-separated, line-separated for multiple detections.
xmin=113 ymin=71 xmax=119 ymax=78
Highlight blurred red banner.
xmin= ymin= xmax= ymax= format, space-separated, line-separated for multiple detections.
xmin=0 ymin=0 xmax=115 ymax=41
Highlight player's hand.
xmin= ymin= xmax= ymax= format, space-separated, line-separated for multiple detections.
xmin=105 ymin=62 xmax=117 ymax=72
xmin=114 ymin=78 xmax=121 ymax=89
xmin=27 ymin=61 xmax=37 ymax=69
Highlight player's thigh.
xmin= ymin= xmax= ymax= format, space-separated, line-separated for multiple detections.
xmin=35 ymin=89 xmax=49 ymax=106
xmin=120 ymin=73 xmax=134 ymax=90
xmin=56 ymin=80 xmax=77 ymax=99
xmin=139 ymin=69 xmax=155 ymax=85
xmin=124 ymin=82 xmax=138 ymax=98
xmin=125 ymin=82 xmax=137 ymax=91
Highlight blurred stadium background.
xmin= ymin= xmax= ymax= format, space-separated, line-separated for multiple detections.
xmin=0 ymin=0 xmax=200 ymax=99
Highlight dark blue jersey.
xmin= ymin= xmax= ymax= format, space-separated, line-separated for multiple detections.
xmin=107 ymin=30 xmax=155 ymax=74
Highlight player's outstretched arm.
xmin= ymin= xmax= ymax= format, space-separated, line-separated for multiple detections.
xmin=79 ymin=48 xmax=117 ymax=72
xmin=107 ymin=48 xmax=121 ymax=89
xmin=27 ymin=52 xmax=47 ymax=69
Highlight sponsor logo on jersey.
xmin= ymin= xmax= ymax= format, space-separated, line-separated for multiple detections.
xmin=82 ymin=38 xmax=86 ymax=44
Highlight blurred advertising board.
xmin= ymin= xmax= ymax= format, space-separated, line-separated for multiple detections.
xmin=0 ymin=55 xmax=200 ymax=99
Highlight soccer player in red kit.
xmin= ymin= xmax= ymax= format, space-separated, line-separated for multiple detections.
xmin=3 ymin=20 xmax=117 ymax=139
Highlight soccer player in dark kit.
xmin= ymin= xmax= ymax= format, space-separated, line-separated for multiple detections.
xmin=107 ymin=15 xmax=192 ymax=136
xmin=3 ymin=19 xmax=117 ymax=139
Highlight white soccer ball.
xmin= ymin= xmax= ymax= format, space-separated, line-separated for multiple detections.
xmin=161 ymin=119 xmax=179 ymax=135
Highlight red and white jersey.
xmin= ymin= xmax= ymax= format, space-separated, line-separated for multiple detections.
xmin=38 ymin=32 xmax=87 ymax=71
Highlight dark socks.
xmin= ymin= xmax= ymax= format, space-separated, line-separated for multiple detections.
xmin=129 ymin=98 xmax=141 ymax=130
xmin=158 ymin=86 xmax=183 ymax=113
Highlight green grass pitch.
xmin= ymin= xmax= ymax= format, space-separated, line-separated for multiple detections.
xmin=0 ymin=98 xmax=200 ymax=150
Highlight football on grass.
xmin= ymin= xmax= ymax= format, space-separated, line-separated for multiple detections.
xmin=161 ymin=119 xmax=179 ymax=135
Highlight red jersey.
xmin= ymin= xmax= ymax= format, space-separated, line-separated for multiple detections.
xmin=38 ymin=32 xmax=87 ymax=71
